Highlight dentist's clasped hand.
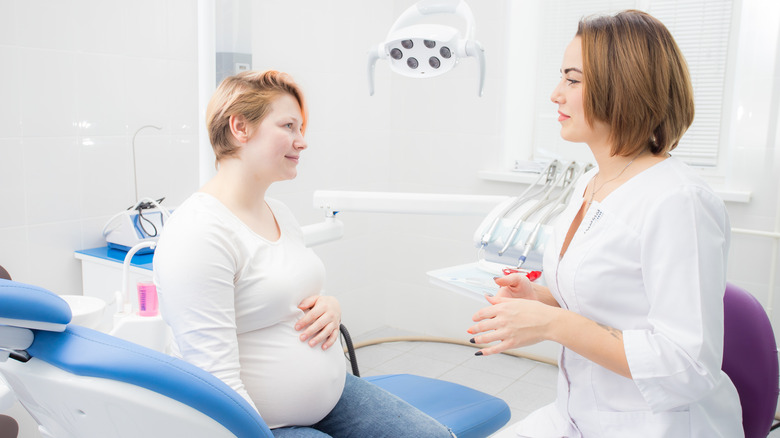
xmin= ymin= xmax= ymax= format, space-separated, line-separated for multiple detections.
xmin=468 ymin=273 xmax=561 ymax=356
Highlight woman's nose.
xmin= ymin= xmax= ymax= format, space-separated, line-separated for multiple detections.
xmin=550 ymin=80 xmax=565 ymax=104
xmin=294 ymin=134 xmax=307 ymax=150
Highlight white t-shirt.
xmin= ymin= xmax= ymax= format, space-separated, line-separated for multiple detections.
xmin=153 ymin=193 xmax=346 ymax=429
xmin=511 ymin=157 xmax=742 ymax=437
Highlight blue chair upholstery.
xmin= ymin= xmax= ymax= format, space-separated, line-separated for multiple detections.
xmin=366 ymin=373 xmax=511 ymax=438
xmin=339 ymin=324 xmax=511 ymax=437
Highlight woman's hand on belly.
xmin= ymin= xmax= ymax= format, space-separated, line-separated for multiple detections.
xmin=295 ymin=295 xmax=341 ymax=350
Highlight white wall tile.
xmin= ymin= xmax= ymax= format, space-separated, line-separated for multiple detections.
xmin=78 ymin=136 xmax=136 ymax=218
xmin=134 ymin=135 xmax=199 ymax=207
xmin=26 ymin=220 xmax=84 ymax=295
xmin=168 ymin=60 xmax=199 ymax=135
xmin=75 ymin=53 xmax=128 ymax=137
xmin=23 ymin=137 xmax=82 ymax=225
xmin=0 ymin=47 xmax=22 ymax=138
xmin=0 ymin=138 xmax=27 ymax=228
xmin=80 ymin=215 xmax=114 ymax=253
xmin=167 ymin=0 xmax=199 ymax=61
xmin=123 ymin=58 xmax=173 ymax=134
xmin=18 ymin=49 xmax=78 ymax=138
xmin=0 ymin=226 xmax=30 ymax=282
xmin=72 ymin=0 xmax=125 ymax=55
xmin=0 ymin=1 xmax=16 ymax=45
xmin=121 ymin=0 xmax=169 ymax=59
xmin=14 ymin=0 xmax=77 ymax=51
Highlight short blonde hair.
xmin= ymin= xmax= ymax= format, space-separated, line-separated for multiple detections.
xmin=577 ymin=10 xmax=694 ymax=156
xmin=206 ymin=70 xmax=307 ymax=163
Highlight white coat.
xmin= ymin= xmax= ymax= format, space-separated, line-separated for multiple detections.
xmin=502 ymin=157 xmax=743 ymax=438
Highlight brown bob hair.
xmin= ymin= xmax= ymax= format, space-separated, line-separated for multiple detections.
xmin=577 ymin=10 xmax=694 ymax=157
xmin=206 ymin=70 xmax=307 ymax=164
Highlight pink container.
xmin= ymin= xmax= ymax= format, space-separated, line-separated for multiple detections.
xmin=137 ymin=281 xmax=159 ymax=316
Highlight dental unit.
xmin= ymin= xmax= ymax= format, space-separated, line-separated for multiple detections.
xmin=102 ymin=197 xmax=170 ymax=254
xmin=478 ymin=161 xmax=561 ymax=248
xmin=311 ymin=161 xmax=580 ymax=290
xmin=102 ymin=125 xmax=169 ymax=254
xmin=367 ymin=0 xmax=485 ymax=96
xmin=487 ymin=161 xmax=590 ymax=267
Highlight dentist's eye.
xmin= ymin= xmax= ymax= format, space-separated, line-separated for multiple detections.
xmin=566 ymin=79 xmax=580 ymax=86
xmin=285 ymin=123 xmax=294 ymax=129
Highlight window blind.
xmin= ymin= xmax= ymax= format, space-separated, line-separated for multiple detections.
xmin=529 ymin=0 xmax=733 ymax=167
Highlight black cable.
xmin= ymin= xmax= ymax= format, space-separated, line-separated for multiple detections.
xmin=129 ymin=197 xmax=166 ymax=238
xmin=339 ymin=324 xmax=360 ymax=377
xmin=136 ymin=207 xmax=158 ymax=237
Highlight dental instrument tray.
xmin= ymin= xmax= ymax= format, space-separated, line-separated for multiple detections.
xmin=428 ymin=263 xmax=500 ymax=300
xmin=427 ymin=261 xmax=542 ymax=301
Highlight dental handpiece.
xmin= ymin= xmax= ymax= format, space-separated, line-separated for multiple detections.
xmin=498 ymin=165 xmax=570 ymax=256
xmin=480 ymin=161 xmax=559 ymax=246
xmin=514 ymin=163 xmax=590 ymax=266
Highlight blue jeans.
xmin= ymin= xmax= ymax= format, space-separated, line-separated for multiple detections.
xmin=272 ymin=373 xmax=455 ymax=437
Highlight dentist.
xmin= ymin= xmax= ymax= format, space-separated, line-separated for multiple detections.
xmin=153 ymin=70 xmax=453 ymax=437
xmin=470 ymin=10 xmax=742 ymax=437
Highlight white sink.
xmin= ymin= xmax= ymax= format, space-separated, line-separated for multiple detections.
xmin=60 ymin=295 xmax=107 ymax=330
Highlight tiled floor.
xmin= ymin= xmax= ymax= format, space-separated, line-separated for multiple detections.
xmin=350 ymin=326 xmax=558 ymax=436
xmin=351 ymin=326 xmax=780 ymax=437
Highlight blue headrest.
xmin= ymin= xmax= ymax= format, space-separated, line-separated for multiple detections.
xmin=29 ymin=325 xmax=273 ymax=437
xmin=0 ymin=279 xmax=72 ymax=331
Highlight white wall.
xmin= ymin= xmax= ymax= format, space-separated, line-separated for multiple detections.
xmin=0 ymin=0 xmax=200 ymax=295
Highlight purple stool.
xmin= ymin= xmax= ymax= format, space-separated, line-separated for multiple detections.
xmin=722 ymin=283 xmax=780 ymax=437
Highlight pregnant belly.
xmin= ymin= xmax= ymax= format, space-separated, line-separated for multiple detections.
xmin=238 ymin=325 xmax=347 ymax=428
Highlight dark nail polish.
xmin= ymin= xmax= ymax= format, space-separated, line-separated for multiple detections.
xmin=469 ymin=338 xmax=476 ymax=344
xmin=475 ymin=351 xmax=483 ymax=356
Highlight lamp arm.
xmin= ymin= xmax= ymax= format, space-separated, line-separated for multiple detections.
xmin=367 ymin=44 xmax=384 ymax=96
xmin=390 ymin=0 xmax=473 ymax=38
xmin=466 ymin=40 xmax=485 ymax=96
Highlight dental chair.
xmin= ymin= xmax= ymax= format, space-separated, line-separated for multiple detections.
xmin=0 ymin=278 xmax=273 ymax=438
xmin=722 ymin=283 xmax=780 ymax=438
xmin=0 ymin=278 xmax=509 ymax=437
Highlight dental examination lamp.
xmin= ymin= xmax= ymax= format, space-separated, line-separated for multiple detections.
xmin=367 ymin=0 xmax=485 ymax=96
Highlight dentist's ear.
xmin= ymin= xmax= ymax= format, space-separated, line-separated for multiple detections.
xmin=229 ymin=114 xmax=250 ymax=143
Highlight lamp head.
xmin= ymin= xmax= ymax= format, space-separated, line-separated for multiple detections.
xmin=368 ymin=0 xmax=485 ymax=96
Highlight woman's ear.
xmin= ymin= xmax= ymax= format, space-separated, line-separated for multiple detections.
xmin=229 ymin=114 xmax=250 ymax=144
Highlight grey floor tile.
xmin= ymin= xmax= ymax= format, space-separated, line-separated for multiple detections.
xmin=372 ymin=351 xmax=459 ymax=379
xmin=406 ymin=341 xmax=476 ymax=365
xmin=460 ymin=352 xmax=538 ymax=380
xmin=496 ymin=378 xmax=557 ymax=413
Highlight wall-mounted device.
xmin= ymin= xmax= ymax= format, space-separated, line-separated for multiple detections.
xmin=367 ymin=0 xmax=485 ymax=96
